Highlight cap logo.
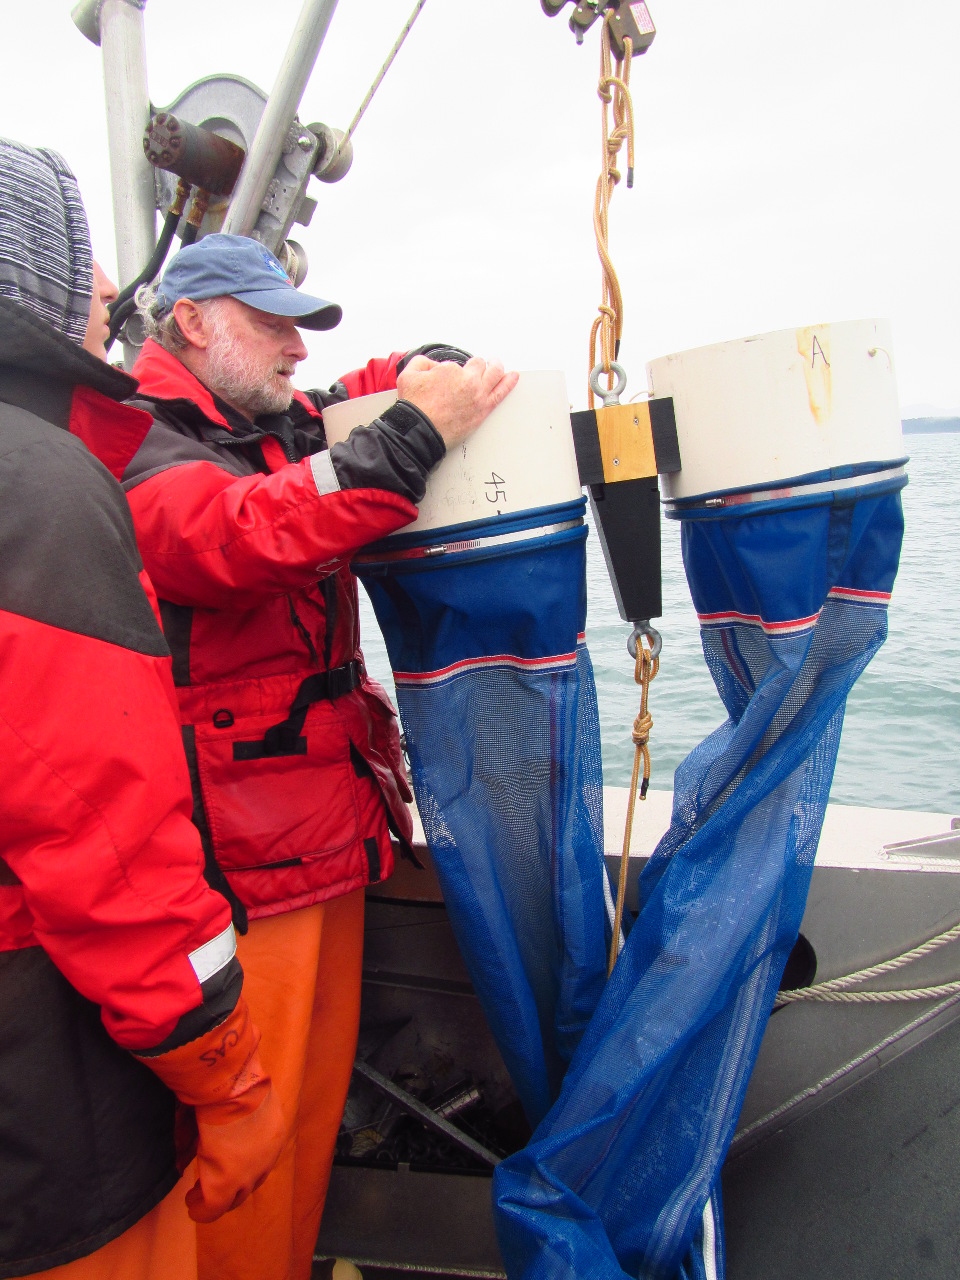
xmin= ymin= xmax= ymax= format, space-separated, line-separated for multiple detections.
xmin=259 ymin=246 xmax=290 ymax=282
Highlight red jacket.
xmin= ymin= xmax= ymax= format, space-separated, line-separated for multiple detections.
xmin=120 ymin=340 xmax=447 ymax=923
xmin=1 ymin=300 xmax=243 ymax=1271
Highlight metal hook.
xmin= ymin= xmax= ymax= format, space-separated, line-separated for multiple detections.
xmin=627 ymin=621 xmax=662 ymax=662
xmin=589 ymin=361 xmax=628 ymax=407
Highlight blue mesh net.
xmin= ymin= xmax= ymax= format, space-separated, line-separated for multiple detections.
xmin=356 ymin=498 xmax=613 ymax=1127
xmin=492 ymin=476 xmax=906 ymax=1279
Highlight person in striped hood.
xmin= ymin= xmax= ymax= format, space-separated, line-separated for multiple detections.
xmin=0 ymin=138 xmax=285 ymax=1279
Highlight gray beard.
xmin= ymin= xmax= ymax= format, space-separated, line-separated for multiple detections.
xmin=203 ymin=304 xmax=296 ymax=417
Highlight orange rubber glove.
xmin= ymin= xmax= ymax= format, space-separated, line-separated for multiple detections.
xmin=137 ymin=997 xmax=286 ymax=1222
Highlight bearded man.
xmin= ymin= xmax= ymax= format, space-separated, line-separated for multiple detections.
xmin=109 ymin=232 xmax=517 ymax=1280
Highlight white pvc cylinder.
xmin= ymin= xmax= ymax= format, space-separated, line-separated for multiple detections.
xmin=321 ymin=371 xmax=583 ymax=535
xmin=646 ymin=319 xmax=904 ymax=502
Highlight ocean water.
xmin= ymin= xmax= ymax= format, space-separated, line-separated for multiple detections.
xmin=358 ymin=432 xmax=960 ymax=817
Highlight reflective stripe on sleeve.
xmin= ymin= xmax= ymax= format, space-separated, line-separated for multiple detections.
xmin=309 ymin=450 xmax=341 ymax=497
xmin=187 ymin=923 xmax=237 ymax=984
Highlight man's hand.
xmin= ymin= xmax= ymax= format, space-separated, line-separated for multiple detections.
xmin=138 ymin=999 xmax=286 ymax=1222
xmin=396 ymin=355 xmax=519 ymax=448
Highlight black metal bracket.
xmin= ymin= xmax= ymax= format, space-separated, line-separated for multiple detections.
xmin=570 ymin=396 xmax=680 ymax=624
xmin=541 ymin=0 xmax=657 ymax=55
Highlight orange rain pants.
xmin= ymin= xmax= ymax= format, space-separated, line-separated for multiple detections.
xmin=19 ymin=1173 xmax=197 ymax=1280
xmin=196 ymin=886 xmax=365 ymax=1280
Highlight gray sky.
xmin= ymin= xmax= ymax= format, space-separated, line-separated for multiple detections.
xmin=3 ymin=0 xmax=959 ymax=413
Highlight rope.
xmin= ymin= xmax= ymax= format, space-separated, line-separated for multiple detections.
xmin=778 ymin=981 xmax=960 ymax=1006
xmin=336 ymin=0 xmax=428 ymax=157
xmin=608 ymin=639 xmax=658 ymax=977
xmin=775 ymin=917 xmax=960 ymax=1007
xmin=588 ymin=16 xmax=635 ymax=408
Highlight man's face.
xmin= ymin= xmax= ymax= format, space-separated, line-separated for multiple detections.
xmin=82 ymin=261 xmax=118 ymax=361
xmin=201 ymin=296 xmax=309 ymax=418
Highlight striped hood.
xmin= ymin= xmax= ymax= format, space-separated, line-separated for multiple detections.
xmin=0 ymin=137 xmax=93 ymax=347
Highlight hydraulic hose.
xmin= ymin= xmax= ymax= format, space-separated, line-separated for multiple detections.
xmin=106 ymin=295 xmax=139 ymax=347
xmin=106 ymin=205 xmax=182 ymax=348
xmin=105 ymin=181 xmax=208 ymax=351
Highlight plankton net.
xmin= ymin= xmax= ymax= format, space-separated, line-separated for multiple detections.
xmin=493 ymin=321 xmax=908 ymax=1279
xmin=325 ymin=373 xmax=614 ymax=1128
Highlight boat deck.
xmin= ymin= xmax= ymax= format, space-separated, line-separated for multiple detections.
xmin=724 ymin=1007 xmax=960 ymax=1278
xmin=318 ymin=1018 xmax=960 ymax=1279
xmin=314 ymin=792 xmax=960 ymax=1278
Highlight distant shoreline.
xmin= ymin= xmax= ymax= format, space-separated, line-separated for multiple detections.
xmin=902 ymin=417 xmax=960 ymax=434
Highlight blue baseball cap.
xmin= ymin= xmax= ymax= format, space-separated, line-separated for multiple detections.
xmin=156 ymin=233 xmax=342 ymax=330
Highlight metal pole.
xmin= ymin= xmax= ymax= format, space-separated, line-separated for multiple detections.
xmin=74 ymin=0 xmax=157 ymax=286
xmin=73 ymin=0 xmax=156 ymax=367
xmin=222 ymin=0 xmax=340 ymax=238
xmin=352 ymin=1061 xmax=501 ymax=1168
xmin=337 ymin=0 xmax=427 ymax=158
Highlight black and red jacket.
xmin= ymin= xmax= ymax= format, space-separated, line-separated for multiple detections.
xmin=0 ymin=300 xmax=243 ymax=1275
xmin=118 ymin=339 xmax=447 ymax=926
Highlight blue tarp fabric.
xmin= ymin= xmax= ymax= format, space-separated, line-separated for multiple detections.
xmin=493 ymin=475 xmax=905 ymax=1279
xmin=356 ymin=498 xmax=613 ymax=1127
